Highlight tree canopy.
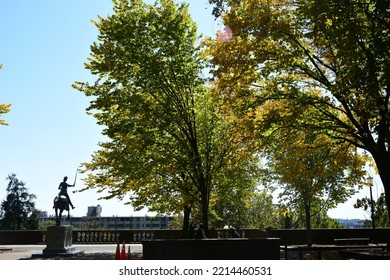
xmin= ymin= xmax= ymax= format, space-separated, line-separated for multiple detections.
xmin=206 ymin=0 xmax=390 ymax=223
xmin=354 ymin=192 xmax=390 ymax=228
xmin=74 ymin=0 xmax=258 ymax=230
xmin=268 ymin=128 xmax=366 ymax=245
xmin=0 ymin=174 xmax=38 ymax=230
xmin=0 ymin=65 xmax=11 ymax=126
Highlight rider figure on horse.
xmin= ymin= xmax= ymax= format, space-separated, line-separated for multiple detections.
xmin=58 ymin=176 xmax=75 ymax=209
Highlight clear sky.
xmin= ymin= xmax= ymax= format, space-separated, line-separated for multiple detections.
xmin=0 ymin=0 xmax=383 ymax=220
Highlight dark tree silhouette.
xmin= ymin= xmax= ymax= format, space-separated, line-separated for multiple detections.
xmin=0 ymin=174 xmax=37 ymax=230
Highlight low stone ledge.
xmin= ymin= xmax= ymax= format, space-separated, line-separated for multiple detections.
xmin=0 ymin=248 xmax=12 ymax=253
xmin=340 ymin=249 xmax=390 ymax=260
xmin=32 ymin=225 xmax=84 ymax=258
xmin=334 ymin=238 xmax=370 ymax=245
xmin=142 ymin=238 xmax=281 ymax=260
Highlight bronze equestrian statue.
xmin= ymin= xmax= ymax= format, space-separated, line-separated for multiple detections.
xmin=53 ymin=174 xmax=77 ymax=226
xmin=53 ymin=195 xmax=70 ymax=226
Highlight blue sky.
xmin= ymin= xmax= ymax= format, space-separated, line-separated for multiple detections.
xmin=0 ymin=0 xmax=381 ymax=219
xmin=0 ymin=0 xmax=221 ymax=218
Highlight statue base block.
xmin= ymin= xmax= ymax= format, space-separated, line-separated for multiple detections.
xmin=32 ymin=225 xmax=83 ymax=258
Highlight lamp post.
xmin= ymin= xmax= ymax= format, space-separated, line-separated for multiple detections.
xmin=367 ymin=176 xmax=375 ymax=230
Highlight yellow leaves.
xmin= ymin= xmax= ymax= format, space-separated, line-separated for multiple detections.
xmin=0 ymin=104 xmax=11 ymax=114
xmin=109 ymin=104 xmax=119 ymax=112
xmin=269 ymin=127 xmax=367 ymax=193
xmin=0 ymin=65 xmax=11 ymax=126
xmin=0 ymin=103 xmax=11 ymax=126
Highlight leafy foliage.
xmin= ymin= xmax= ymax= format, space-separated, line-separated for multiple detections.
xmin=170 ymin=190 xmax=282 ymax=229
xmin=354 ymin=192 xmax=390 ymax=228
xmin=0 ymin=174 xmax=38 ymax=230
xmin=244 ymin=190 xmax=281 ymax=229
xmin=206 ymin=0 xmax=390 ymax=222
xmin=0 ymin=65 xmax=11 ymax=126
xmin=74 ymin=0 xmax=258 ymax=229
xmin=270 ymin=129 xmax=366 ymax=225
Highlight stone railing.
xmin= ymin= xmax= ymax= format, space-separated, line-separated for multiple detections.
xmin=71 ymin=229 xmax=266 ymax=243
xmin=0 ymin=229 xmax=265 ymax=245
xmin=1 ymin=228 xmax=389 ymax=245
xmin=72 ymin=230 xmax=156 ymax=243
xmin=73 ymin=230 xmax=120 ymax=243
xmin=0 ymin=230 xmax=45 ymax=244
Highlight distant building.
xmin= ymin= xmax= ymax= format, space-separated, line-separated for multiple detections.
xmin=38 ymin=211 xmax=48 ymax=218
xmin=39 ymin=205 xmax=173 ymax=230
xmin=337 ymin=218 xmax=365 ymax=228
xmin=87 ymin=205 xmax=102 ymax=217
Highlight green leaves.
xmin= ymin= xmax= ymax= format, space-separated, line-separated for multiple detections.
xmin=354 ymin=193 xmax=389 ymax=228
xmin=0 ymin=103 xmax=10 ymax=126
xmin=206 ymin=0 xmax=390 ymax=224
xmin=74 ymin=0 xmax=260 ymax=229
xmin=0 ymin=65 xmax=11 ymax=126
xmin=208 ymin=0 xmax=389 ymax=148
xmin=0 ymin=174 xmax=38 ymax=230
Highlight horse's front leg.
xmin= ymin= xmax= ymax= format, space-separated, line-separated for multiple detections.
xmin=58 ymin=210 xmax=64 ymax=226
xmin=55 ymin=208 xmax=60 ymax=226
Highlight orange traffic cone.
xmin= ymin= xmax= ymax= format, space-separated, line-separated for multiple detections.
xmin=115 ymin=241 xmax=120 ymax=260
xmin=127 ymin=245 xmax=132 ymax=260
xmin=120 ymin=241 xmax=126 ymax=260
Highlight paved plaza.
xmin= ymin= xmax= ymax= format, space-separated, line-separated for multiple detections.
xmin=0 ymin=244 xmax=143 ymax=260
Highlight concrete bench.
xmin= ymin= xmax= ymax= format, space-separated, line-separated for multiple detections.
xmin=282 ymin=243 xmax=386 ymax=260
xmin=0 ymin=248 xmax=12 ymax=253
xmin=334 ymin=238 xmax=370 ymax=245
xmin=142 ymin=238 xmax=281 ymax=260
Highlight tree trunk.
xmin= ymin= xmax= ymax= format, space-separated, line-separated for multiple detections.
xmin=196 ymin=172 xmax=210 ymax=234
xmin=304 ymin=196 xmax=312 ymax=248
xmin=201 ymin=191 xmax=209 ymax=233
xmin=371 ymin=151 xmax=390 ymax=230
xmin=182 ymin=207 xmax=191 ymax=238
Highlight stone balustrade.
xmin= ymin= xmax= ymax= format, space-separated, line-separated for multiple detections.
xmin=1 ymin=228 xmax=389 ymax=245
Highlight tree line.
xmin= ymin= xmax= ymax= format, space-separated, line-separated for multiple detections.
xmin=0 ymin=174 xmax=39 ymax=230
xmin=71 ymin=0 xmax=389 ymax=238
xmin=1 ymin=0 xmax=388 ymax=236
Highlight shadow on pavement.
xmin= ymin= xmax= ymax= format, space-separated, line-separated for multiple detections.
xmin=19 ymin=252 xmax=143 ymax=260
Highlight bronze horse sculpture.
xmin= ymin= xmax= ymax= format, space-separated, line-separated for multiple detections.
xmin=53 ymin=195 xmax=70 ymax=226
xmin=53 ymin=171 xmax=78 ymax=226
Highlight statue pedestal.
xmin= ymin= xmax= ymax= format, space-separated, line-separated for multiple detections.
xmin=32 ymin=225 xmax=83 ymax=258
